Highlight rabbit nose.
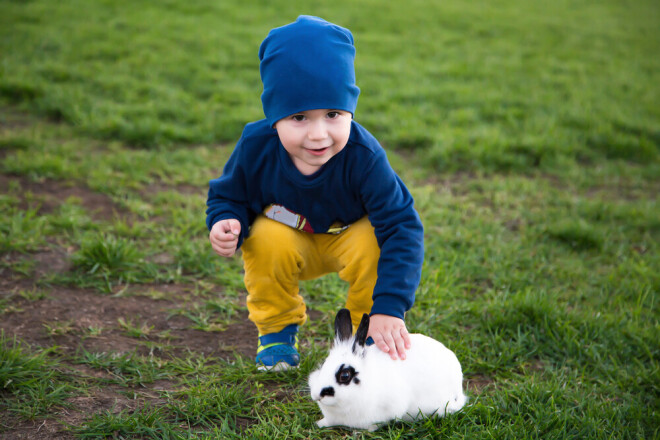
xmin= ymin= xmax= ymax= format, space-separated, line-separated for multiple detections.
xmin=320 ymin=386 xmax=335 ymax=397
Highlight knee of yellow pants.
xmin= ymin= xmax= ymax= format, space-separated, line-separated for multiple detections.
xmin=242 ymin=216 xmax=313 ymax=334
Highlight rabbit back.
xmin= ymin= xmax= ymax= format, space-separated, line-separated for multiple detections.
xmin=362 ymin=333 xmax=466 ymax=419
xmin=401 ymin=333 xmax=466 ymax=416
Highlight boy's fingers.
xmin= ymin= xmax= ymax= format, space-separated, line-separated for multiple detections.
xmin=401 ymin=327 xmax=412 ymax=349
xmin=217 ymin=237 xmax=237 ymax=247
xmin=209 ymin=220 xmax=240 ymax=258
xmin=225 ymin=219 xmax=241 ymax=236
xmin=211 ymin=229 xmax=238 ymax=243
xmin=210 ymin=235 xmax=236 ymax=252
xmin=380 ymin=334 xmax=398 ymax=360
xmin=211 ymin=220 xmax=240 ymax=239
xmin=373 ymin=334 xmax=389 ymax=353
xmin=213 ymin=244 xmax=235 ymax=257
xmin=394 ymin=331 xmax=407 ymax=360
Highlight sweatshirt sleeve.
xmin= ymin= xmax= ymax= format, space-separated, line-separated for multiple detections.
xmin=359 ymin=150 xmax=424 ymax=319
xmin=205 ymin=139 xmax=253 ymax=249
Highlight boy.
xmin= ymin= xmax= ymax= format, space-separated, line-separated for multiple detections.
xmin=206 ymin=16 xmax=424 ymax=370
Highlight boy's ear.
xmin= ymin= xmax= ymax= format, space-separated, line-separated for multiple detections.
xmin=334 ymin=309 xmax=353 ymax=343
xmin=352 ymin=313 xmax=370 ymax=354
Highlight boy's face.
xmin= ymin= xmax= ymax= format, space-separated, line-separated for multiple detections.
xmin=274 ymin=109 xmax=352 ymax=175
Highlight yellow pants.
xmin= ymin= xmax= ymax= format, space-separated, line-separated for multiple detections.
xmin=242 ymin=215 xmax=380 ymax=335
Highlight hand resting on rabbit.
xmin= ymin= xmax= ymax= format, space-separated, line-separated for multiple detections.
xmin=308 ymin=309 xmax=467 ymax=431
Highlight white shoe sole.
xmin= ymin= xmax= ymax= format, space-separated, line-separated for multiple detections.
xmin=257 ymin=362 xmax=299 ymax=372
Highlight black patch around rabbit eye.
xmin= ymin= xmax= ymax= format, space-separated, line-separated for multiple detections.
xmin=335 ymin=364 xmax=358 ymax=385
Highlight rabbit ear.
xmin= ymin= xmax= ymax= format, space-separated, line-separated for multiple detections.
xmin=352 ymin=313 xmax=370 ymax=353
xmin=334 ymin=309 xmax=353 ymax=342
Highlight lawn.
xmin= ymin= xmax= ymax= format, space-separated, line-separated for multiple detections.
xmin=1 ymin=0 xmax=658 ymax=439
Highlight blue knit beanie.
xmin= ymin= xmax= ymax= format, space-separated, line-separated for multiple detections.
xmin=259 ymin=16 xmax=360 ymax=127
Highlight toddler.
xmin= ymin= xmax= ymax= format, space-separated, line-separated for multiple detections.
xmin=206 ymin=16 xmax=424 ymax=370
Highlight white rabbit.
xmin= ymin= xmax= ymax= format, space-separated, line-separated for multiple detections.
xmin=308 ymin=309 xmax=467 ymax=431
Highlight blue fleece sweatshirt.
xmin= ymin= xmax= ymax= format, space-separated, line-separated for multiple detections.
xmin=206 ymin=119 xmax=424 ymax=319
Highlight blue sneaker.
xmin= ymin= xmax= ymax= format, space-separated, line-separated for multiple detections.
xmin=255 ymin=324 xmax=300 ymax=371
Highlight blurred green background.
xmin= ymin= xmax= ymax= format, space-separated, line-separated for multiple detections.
xmin=2 ymin=0 xmax=658 ymax=171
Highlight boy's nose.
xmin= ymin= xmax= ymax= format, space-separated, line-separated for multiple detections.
xmin=307 ymin=120 xmax=328 ymax=140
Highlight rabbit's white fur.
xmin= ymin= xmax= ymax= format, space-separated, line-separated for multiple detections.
xmin=309 ymin=309 xmax=466 ymax=431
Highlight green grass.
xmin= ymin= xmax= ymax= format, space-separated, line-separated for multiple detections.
xmin=0 ymin=207 xmax=48 ymax=253
xmin=0 ymin=333 xmax=76 ymax=420
xmin=74 ymin=350 xmax=174 ymax=388
xmin=1 ymin=0 xmax=659 ymax=171
xmin=0 ymin=0 xmax=658 ymax=438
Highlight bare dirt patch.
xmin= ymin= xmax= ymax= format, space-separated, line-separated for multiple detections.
xmin=0 ymin=418 xmax=75 ymax=440
xmin=465 ymin=374 xmax=494 ymax=395
xmin=141 ymin=181 xmax=203 ymax=197
xmin=0 ymin=174 xmax=132 ymax=222
xmin=0 ymin=284 xmax=256 ymax=360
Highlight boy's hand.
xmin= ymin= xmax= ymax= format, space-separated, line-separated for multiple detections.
xmin=367 ymin=314 xmax=411 ymax=360
xmin=209 ymin=219 xmax=241 ymax=257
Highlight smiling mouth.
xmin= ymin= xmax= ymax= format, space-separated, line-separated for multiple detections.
xmin=304 ymin=147 xmax=330 ymax=156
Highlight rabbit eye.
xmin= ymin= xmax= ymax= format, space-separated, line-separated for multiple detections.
xmin=335 ymin=364 xmax=358 ymax=385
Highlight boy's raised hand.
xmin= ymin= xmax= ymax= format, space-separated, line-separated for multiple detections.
xmin=367 ymin=314 xmax=412 ymax=360
xmin=209 ymin=219 xmax=241 ymax=257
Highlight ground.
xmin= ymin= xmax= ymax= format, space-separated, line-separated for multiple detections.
xmin=0 ymin=174 xmax=265 ymax=439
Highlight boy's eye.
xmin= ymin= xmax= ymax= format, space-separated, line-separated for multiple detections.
xmin=291 ymin=115 xmax=305 ymax=122
xmin=327 ymin=111 xmax=340 ymax=119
